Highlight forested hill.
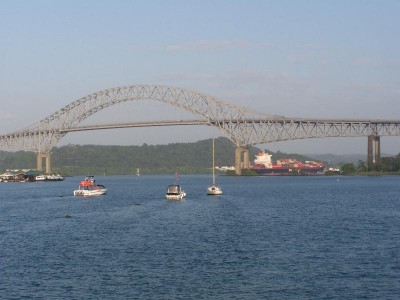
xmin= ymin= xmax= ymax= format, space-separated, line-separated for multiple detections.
xmin=52 ymin=137 xmax=248 ymax=175
xmin=0 ymin=137 xmax=319 ymax=175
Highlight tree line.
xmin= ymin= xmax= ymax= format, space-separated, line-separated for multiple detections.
xmin=1 ymin=137 xmax=398 ymax=175
xmin=0 ymin=138 xmax=257 ymax=175
xmin=340 ymin=154 xmax=400 ymax=175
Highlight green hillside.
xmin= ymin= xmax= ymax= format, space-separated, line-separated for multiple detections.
xmin=0 ymin=138 xmax=251 ymax=175
xmin=51 ymin=137 xmax=248 ymax=175
xmin=0 ymin=137 xmax=325 ymax=175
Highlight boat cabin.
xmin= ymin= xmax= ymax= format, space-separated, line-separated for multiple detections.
xmin=167 ymin=184 xmax=182 ymax=195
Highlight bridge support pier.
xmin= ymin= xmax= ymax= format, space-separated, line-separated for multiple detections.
xmin=37 ymin=152 xmax=51 ymax=174
xmin=235 ymin=146 xmax=249 ymax=175
xmin=374 ymin=136 xmax=380 ymax=164
xmin=367 ymin=135 xmax=380 ymax=169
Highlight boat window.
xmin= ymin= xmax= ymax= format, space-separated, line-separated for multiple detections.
xmin=167 ymin=185 xmax=180 ymax=193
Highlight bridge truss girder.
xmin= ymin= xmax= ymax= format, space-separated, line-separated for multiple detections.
xmin=218 ymin=119 xmax=400 ymax=146
xmin=2 ymin=119 xmax=400 ymax=153
xmin=0 ymin=85 xmax=400 ymax=154
xmin=0 ymin=130 xmax=66 ymax=152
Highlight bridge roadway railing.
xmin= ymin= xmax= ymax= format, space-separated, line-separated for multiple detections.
xmin=43 ymin=117 xmax=400 ymax=143
xmin=1 ymin=118 xmax=400 ymax=152
xmin=224 ymin=118 xmax=400 ymax=145
xmin=1 ymin=117 xmax=400 ymax=174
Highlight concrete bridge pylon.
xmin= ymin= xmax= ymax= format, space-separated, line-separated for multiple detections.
xmin=235 ymin=146 xmax=249 ymax=175
xmin=367 ymin=135 xmax=381 ymax=169
xmin=37 ymin=152 xmax=51 ymax=174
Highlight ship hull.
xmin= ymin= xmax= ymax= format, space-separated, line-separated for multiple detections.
xmin=251 ymin=166 xmax=325 ymax=175
xmin=250 ymin=150 xmax=325 ymax=175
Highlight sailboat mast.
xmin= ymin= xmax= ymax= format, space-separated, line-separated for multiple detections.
xmin=212 ymin=138 xmax=215 ymax=185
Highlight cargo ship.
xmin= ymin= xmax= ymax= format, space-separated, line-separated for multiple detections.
xmin=250 ymin=150 xmax=325 ymax=175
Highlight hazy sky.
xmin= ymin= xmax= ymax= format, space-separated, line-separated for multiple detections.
xmin=1 ymin=0 xmax=399 ymax=155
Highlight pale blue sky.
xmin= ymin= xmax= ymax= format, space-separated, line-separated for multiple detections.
xmin=1 ymin=0 xmax=399 ymax=155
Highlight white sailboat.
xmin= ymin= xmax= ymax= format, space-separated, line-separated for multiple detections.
xmin=207 ymin=138 xmax=222 ymax=195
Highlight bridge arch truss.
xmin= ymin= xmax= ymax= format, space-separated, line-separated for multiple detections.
xmin=0 ymin=85 xmax=272 ymax=152
xmin=1 ymin=84 xmax=400 ymax=156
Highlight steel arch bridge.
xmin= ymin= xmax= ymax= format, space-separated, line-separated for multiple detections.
xmin=1 ymin=84 xmax=400 ymax=173
xmin=0 ymin=85 xmax=279 ymax=152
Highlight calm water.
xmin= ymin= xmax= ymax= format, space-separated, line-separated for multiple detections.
xmin=0 ymin=175 xmax=399 ymax=299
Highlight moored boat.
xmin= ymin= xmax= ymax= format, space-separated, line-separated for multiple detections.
xmin=35 ymin=175 xmax=47 ymax=181
xmin=166 ymin=184 xmax=186 ymax=200
xmin=35 ymin=174 xmax=64 ymax=181
xmin=73 ymin=176 xmax=107 ymax=197
xmin=207 ymin=138 xmax=222 ymax=195
xmin=207 ymin=185 xmax=222 ymax=195
xmin=46 ymin=174 xmax=64 ymax=181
